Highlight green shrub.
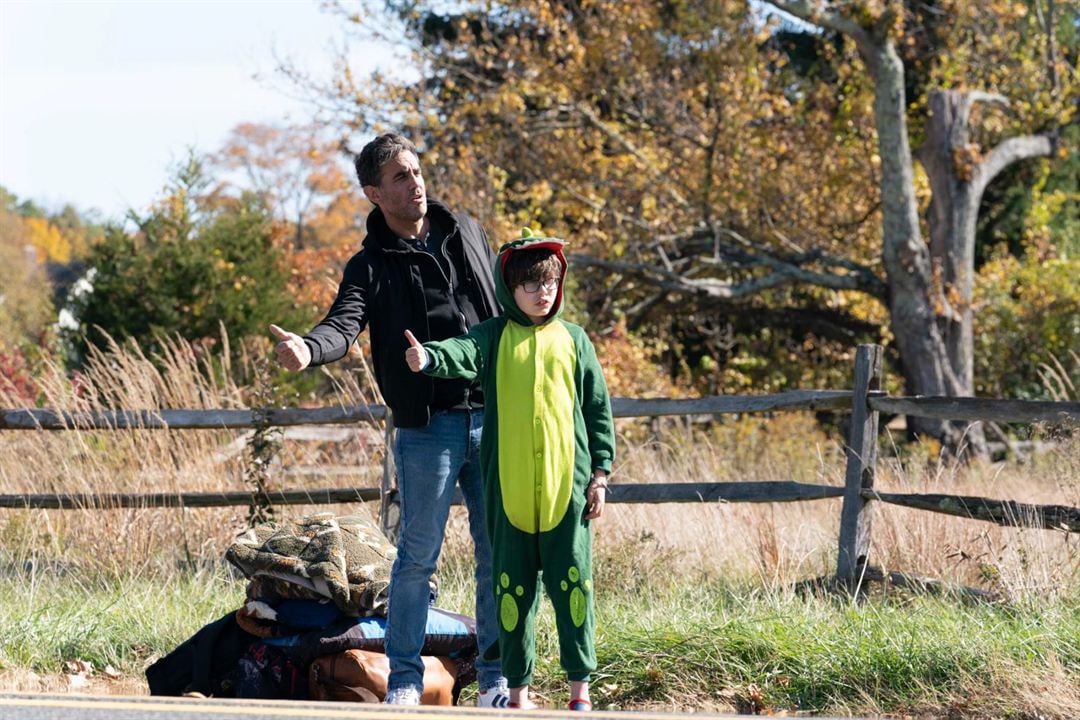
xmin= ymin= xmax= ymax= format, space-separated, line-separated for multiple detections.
xmin=64 ymin=156 xmax=307 ymax=372
xmin=974 ymin=252 xmax=1080 ymax=400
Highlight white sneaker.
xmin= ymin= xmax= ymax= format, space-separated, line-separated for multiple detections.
xmin=478 ymin=686 xmax=511 ymax=708
xmin=384 ymin=686 xmax=421 ymax=705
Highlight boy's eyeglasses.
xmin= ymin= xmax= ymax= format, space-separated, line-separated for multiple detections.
xmin=519 ymin=278 xmax=559 ymax=294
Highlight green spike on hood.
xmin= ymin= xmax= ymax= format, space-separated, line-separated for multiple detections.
xmin=494 ymin=227 xmax=568 ymax=326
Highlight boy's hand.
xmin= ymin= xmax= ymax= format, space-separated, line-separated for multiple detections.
xmin=585 ymin=472 xmax=608 ymax=520
xmin=404 ymin=330 xmax=429 ymax=373
xmin=270 ymin=324 xmax=311 ymax=372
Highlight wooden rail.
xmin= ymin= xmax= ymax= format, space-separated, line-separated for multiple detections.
xmin=0 ymin=391 xmax=853 ymax=431
xmin=868 ymin=396 xmax=1080 ymax=424
xmin=0 ymin=481 xmax=845 ymax=510
xmin=0 ymin=487 xmax=383 ymax=510
xmin=835 ymin=347 xmax=1078 ymax=589
xmin=865 ymin=490 xmax=1080 ymax=532
xmin=0 ymin=405 xmax=388 ymax=430
xmin=1 ymin=344 xmax=1077 ymax=593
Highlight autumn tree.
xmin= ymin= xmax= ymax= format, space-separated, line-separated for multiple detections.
xmin=0 ymin=186 xmax=103 ymax=347
xmin=304 ymin=0 xmax=892 ymax=392
xmin=760 ymin=0 xmax=1074 ymax=452
xmin=210 ymin=122 xmax=372 ymax=314
xmin=211 ymin=122 xmax=366 ymax=248
xmin=302 ymin=0 xmax=1073 ymax=451
xmin=0 ymin=191 xmax=55 ymax=349
xmin=0 ymin=187 xmax=106 ymax=399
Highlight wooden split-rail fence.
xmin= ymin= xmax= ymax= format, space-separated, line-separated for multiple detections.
xmin=1 ymin=344 xmax=1077 ymax=585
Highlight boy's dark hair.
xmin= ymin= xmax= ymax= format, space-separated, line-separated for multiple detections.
xmin=503 ymin=248 xmax=562 ymax=289
xmin=355 ymin=133 xmax=419 ymax=188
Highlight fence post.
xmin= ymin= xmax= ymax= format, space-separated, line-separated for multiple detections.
xmin=836 ymin=344 xmax=883 ymax=582
xmin=379 ymin=416 xmax=400 ymax=542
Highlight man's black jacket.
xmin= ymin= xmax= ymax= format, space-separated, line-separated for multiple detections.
xmin=302 ymin=200 xmax=499 ymax=428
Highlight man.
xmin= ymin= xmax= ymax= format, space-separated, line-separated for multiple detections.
xmin=269 ymin=133 xmax=508 ymax=707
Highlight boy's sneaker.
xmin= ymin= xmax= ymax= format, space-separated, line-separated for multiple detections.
xmin=384 ymin=686 xmax=421 ymax=705
xmin=478 ymin=686 xmax=511 ymax=708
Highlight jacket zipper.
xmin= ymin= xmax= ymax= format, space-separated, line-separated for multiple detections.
xmin=417 ymin=240 xmax=474 ymax=406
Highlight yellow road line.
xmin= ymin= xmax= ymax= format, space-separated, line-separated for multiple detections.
xmin=0 ymin=696 xmax=700 ymax=719
xmin=0 ymin=697 xmax=408 ymax=718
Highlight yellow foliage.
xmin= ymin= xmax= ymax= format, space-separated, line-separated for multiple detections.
xmin=309 ymin=0 xmax=1070 ymax=400
xmin=923 ymin=0 xmax=1077 ymax=139
xmin=24 ymin=216 xmax=71 ymax=264
xmin=0 ymin=209 xmax=55 ymax=344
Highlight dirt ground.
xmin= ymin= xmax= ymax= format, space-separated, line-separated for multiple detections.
xmin=0 ymin=670 xmax=148 ymax=696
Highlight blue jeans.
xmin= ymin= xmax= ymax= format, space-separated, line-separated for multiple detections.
xmin=385 ymin=409 xmax=504 ymax=693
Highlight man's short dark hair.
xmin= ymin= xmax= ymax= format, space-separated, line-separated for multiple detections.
xmin=503 ymin=248 xmax=562 ymax=290
xmin=355 ymin=133 xmax=419 ymax=188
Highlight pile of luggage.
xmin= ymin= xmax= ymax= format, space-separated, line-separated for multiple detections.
xmin=146 ymin=512 xmax=477 ymax=704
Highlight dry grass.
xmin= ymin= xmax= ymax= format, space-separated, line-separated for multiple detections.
xmin=0 ymin=669 xmax=145 ymax=695
xmin=567 ymin=414 xmax=1078 ymax=603
xmin=0 ymin=334 xmax=388 ymax=575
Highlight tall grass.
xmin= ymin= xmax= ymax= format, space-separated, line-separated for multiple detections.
xmin=1 ymin=337 xmax=1077 ymax=715
xmin=0 ymin=333 xmax=387 ymax=575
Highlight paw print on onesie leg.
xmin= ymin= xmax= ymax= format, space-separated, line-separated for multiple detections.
xmin=559 ymin=565 xmax=591 ymax=627
xmin=496 ymin=572 xmax=525 ymax=631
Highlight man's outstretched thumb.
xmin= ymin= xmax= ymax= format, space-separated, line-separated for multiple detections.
xmin=269 ymin=324 xmax=291 ymax=341
xmin=404 ymin=329 xmax=422 ymax=348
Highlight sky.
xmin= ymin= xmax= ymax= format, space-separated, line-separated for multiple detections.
xmin=0 ymin=0 xmax=390 ymax=221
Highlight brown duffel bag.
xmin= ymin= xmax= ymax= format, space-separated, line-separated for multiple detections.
xmin=309 ymin=649 xmax=458 ymax=705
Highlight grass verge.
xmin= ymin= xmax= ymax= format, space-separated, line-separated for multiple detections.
xmin=1 ymin=563 xmax=1076 ymax=718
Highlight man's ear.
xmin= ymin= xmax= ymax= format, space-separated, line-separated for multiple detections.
xmin=362 ymin=184 xmax=380 ymax=205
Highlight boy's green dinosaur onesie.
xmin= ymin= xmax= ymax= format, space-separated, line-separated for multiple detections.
xmin=419 ymin=229 xmax=615 ymax=687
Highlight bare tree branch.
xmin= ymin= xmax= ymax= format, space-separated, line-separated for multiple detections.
xmin=974 ymin=133 xmax=1057 ymax=197
xmin=574 ymin=102 xmax=690 ymax=208
xmin=763 ymin=0 xmax=876 ymax=56
xmin=1036 ymin=0 xmax=1061 ymax=96
xmin=953 ymin=92 xmax=1009 ymax=148
xmin=557 ymin=180 xmax=654 ymax=232
xmin=965 ymin=91 xmax=1010 ymax=107
xmin=625 ymin=291 xmax=670 ymax=331
xmin=568 ymin=247 xmax=883 ymax=301
xmin=653 ymin=224 xmax=888 ymax=300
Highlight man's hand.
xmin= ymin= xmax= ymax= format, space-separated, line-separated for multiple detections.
xmin=270 ymin=324 xmax=311 ymax=372
xmin=404 ymin=330 xmax=428 ymax=373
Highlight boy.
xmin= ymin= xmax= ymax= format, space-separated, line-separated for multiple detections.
xmin=404 ymin=228 xmax=615 ymax=711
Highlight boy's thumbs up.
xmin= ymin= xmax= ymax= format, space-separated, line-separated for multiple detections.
xmin=404 ymin=329 xmax=428 ymax=373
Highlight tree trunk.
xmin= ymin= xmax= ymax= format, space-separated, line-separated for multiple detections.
xmin=763 ymin=3 xmax=1059 ymax=458
xmin=763 ymin=1 xmax=966 ymax=452
xmin=915 ymin=89 xmax=1056 ymax=456
xmin=864 ymin=42 xmax=965 ymax=449
xmin=915 ymin=89 xmax=987 ymax=455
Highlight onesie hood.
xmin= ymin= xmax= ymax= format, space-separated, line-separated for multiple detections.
xmin=494 ymin=227 xmax=568 ymax=326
